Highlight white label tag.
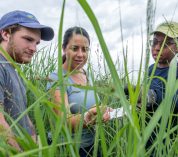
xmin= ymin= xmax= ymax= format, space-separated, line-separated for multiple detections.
xmin=109 ymin=106 xmax=131 ymax=120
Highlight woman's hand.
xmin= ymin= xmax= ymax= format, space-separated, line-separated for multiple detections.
xmin=84 ymin=107 xmax=97 ymax=126
xmin=83 ymin=106 xmax=113 ymax=126
xmin=101 ymin=107 xmax=113 ymax=122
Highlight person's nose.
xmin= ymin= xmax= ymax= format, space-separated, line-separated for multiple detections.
xmin=76 ymin=48 xmax=83 ymax=57
xmin=29 ymin=43 xmax=37 ymax=53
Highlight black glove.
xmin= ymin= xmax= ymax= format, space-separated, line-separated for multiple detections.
xmin=124 ymin=85 xmax=129 ymax=96
xmin=124 ymin=85 xmax=157 ymax=108
xmin=146 ymin=89 xmax=157 ymax=108
xmin=124 ymin=85 xmax=136 ymax=99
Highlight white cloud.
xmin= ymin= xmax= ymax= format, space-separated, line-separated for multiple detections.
xmin=1 ymin=0 xmax=178 ymax=76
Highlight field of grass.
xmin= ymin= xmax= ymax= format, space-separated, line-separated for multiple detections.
xmin=0 ymin=0 xmax=178 ymax=156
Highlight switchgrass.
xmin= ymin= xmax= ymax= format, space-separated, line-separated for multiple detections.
xmin=0 ymin=0 xmax=178 ymax=156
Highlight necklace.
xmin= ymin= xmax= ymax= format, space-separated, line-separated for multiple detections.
xmin=71 ymin=71 xmax=87 ymax=86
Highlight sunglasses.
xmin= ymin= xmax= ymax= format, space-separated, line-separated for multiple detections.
xmin=149 ymin=38 xmax=176 ymax=48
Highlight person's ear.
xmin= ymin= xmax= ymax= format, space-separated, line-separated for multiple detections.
xmin=175 ymin=45 xmax=178 ymax=53
xmin=1 ymin=30 xmax=11 ymax=42
xmin=175 ymin=38 xmax=178 ymax=52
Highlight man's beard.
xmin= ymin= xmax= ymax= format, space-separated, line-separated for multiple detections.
xmin=6 ymin=39 xmax=25 ymax=63
xmin=6 ymin=39 xmax=18 ymax=62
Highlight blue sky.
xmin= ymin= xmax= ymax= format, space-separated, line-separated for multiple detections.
xmin=1 ymin=0 xmax=178 ymax=75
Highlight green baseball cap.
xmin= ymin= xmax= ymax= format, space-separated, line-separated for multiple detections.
xmin=151 ymin=21 xmax=178 ymax=38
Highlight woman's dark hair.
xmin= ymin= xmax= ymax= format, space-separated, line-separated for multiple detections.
xmin=0 ymin=24 xmax=21 ymax=43
xmin=62 ymin=26 xmax=90 ymax=63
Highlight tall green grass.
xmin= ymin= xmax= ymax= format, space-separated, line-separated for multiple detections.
xmin=0 ymin=0 xmax=177 ymax=156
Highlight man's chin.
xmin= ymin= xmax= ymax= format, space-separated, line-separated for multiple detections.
xmin=16 ymin=59 xmax=32 ymax=64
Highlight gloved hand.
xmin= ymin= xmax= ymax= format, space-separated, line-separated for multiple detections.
xmin=124 ymin=85 xmax=136 ymax=99
xmin=137 ymin=89 xmax=157 ymax=108
xmin=124 ymin=85 xmax=157 ymax=108
xmin=146 ymin=89 xmax=157 ymax=108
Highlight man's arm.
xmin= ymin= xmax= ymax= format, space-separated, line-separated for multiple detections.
xmin=27 ymin=115 xmax=36 ymax=142
xmin=0 ymin=111 xmax=21 ymax=150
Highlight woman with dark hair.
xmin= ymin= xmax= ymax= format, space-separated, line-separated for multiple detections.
xmin=47 ymin=26 xmax=110 ymax=156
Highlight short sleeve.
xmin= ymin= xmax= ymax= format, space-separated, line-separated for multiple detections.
xmin=46 ymin=72 xmax=59 ymax=90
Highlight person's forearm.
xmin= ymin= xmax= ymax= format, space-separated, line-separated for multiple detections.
xmin=27 ymin=116 xmax=37 ymax=142
xmin=0 ymin=116 xmax=21 ymax=151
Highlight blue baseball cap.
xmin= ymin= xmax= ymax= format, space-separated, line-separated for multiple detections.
xmin=0 ymin=10 xmax=54 ymax=41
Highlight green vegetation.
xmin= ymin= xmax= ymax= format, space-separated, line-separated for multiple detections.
xmin=0 ymin=0 xmax=177 ymax=156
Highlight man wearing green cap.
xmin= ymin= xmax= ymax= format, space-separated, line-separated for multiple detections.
xmin=146 ymin=21 xmax=178 ymax=155
xmin=148 ymin=21 xmax=178 ymax=110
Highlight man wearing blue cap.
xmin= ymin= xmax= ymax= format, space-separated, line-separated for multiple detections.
xmin=0 ymin=10 xmax=54 ymax=150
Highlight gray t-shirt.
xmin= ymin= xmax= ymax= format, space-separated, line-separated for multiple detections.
xmin=47 ymin=70 xmax=97 ymax=148
xmin=0 ymin=54 xmax=34 ymax=135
